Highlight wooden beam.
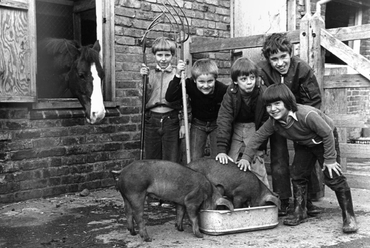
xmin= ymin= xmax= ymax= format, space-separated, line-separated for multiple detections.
xmin=190 ymin=30 xmax=300 ymax=54
xmin=327 ymin=24 xmax=370 ymax=42
xmin=320 ymin=28 xmax=370 ymax=81
xmin=330 ymin=114 xmax=369 ymax=128
xmin=324 ymin=74 xmax=370 ymax=89
xmin=340 ymin=143 xmax=370 ymax=158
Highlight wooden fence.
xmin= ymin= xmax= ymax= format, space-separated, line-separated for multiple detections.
xmin=187 ymin=5 xmax=370 ymax=172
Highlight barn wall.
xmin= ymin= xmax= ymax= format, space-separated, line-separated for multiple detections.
xmin=0 ymin=103 xmax=139 ymax=203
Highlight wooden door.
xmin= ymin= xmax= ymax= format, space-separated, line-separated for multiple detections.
xmin=0 ymin=0 xmax=36 ymax=102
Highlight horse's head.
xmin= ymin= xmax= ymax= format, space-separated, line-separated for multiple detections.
xmin=67 ymin=41 xmax=106 ymax=124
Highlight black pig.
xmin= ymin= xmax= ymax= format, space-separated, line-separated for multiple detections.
xmin=187 ymin=158 xmax=280 ymax=209
xmin=112 ymin=159 xmax=234 ymax=242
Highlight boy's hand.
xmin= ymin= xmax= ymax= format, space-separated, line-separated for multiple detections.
xmin=176 ymin=60 xmax=186 ymax=77
xmin=140 ymin=64 xmax=149 ymax=75
xmin=237 ymin=159 xmax=251 ymax=171
xmin=179 ymin=125 xmax=185 ymax=139
xmin=323 ymin=162 xmax=342 ymax=178
xmin=215 ymin=153 xmax=234 ymax=164
xmin=253 ymin=150 xmax=265 ymax=164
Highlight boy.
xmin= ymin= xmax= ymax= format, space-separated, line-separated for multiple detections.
xmin=140 ymin=37 xmax=181 ymax=162
xmin=166 ymin=58 xmax=228 ymax=161
xmin=238 ymin=84 xmax=358 ymax=233
xmin=216 ymin=57 xmax=270 ymax=188
xmin=258 ymin=33 xmax=322 ymax=216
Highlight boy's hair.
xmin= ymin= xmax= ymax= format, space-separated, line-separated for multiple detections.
xmin=230 ymin=57 xmax=260 ymax=82
xmin=191 ymin=58 xmax=218 ymax=80
xmin=151 ymin=37 xmax=176 ymax=56
xmin=261 ymin=33 xmax=293 ymax=59
xmin=262 ymin=84 xmax=298 ymax=112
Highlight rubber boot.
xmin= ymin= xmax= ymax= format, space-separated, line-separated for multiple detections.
xmin=307 ymin=197 xmax=321 ymax=216
xmin=283 ymin=183 xmax=308 ymax=226
xmin=335 ymin=190 xmax=358 ymax=233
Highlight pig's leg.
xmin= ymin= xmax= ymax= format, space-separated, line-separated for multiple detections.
xmin=175 ymin=204 xmax=185 ymax=231
xmin=185 ymin=202 xmax=203 ymax=238
xmin=130 ymin=193 xmax=152 ymax=242
xmin=123 ymin=197 xmax=136 ymax=236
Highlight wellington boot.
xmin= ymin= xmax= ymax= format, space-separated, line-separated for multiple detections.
xmin=283 ymin=183 xmax=308 ymax=226
xmin=335 ymin=190 xmax=359 ymax=233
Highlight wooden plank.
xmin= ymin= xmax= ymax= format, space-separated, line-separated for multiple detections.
xmin=299 ymin=5 xmax=311 ymax=63
xmin=320 ymin=28 xmax=370 ymax=81
xmin=345 ymin=173 xmax=370 ymax=190
xmin=190 ymin=30 xmax=300 ymax=54
xmin=340 ymin=143 xmax=370 ymax=158
xmin=102 ymin=0 xmax=115 ymax=101
xmin=0 ymin=0 xmax=28 ymax=9
xmin=327 ymin=24 xmax=370 ymax=42
xmin=310 ymin=12 xmax=325 ymax=103
xmin=324 ymin=74 xmax=370 ymax=89
xmin=323 ymin=88 xmax=347 ymax=114
xmin=330 ymin=114 xmax=369 ymax=128
xmin=0 ymin=5 xmax=34 ymax=101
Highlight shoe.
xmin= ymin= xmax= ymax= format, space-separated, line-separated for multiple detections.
xmin=335 ymin=190 xmax=358 ymax=233
xmin=307 ymin=198 xmax=321 ymax=216
xmin=278 ymin=199 xmax=290 ymax=216
xmin=283 ymin=183 xmax=308 ymax=226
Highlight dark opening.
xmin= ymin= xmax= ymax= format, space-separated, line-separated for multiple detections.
xmin=36 ymin=0 xmax=97 ymax=98
xmin=324 ymin=1 xmax=357 ymax=65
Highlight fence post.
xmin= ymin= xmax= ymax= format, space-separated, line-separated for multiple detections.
xmin=299 ymin=0 xmax=311 ymax=62
xmin=310 ymin=5 xmax=326 ymax=108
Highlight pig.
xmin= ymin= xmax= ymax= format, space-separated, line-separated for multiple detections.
xmin=187 ymin=158 xmax=280 ymax=209
xmin=111 ymin=159 xmax=234 ymax=242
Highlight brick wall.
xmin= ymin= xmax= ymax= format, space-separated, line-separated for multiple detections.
xmin=0 ymin=104 xmax=140 ymax=203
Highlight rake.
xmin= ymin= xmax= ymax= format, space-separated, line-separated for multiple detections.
xmin=140 ymin=0 xmax=191 ymax=162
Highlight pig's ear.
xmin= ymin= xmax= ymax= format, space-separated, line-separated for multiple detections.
xmin=264 ymin=195 xmax=281 ymax=208
xmin=216 ymin=198 xmax=234 ymax=211
xmin=216 ymin=185 xmax=225 ymax=195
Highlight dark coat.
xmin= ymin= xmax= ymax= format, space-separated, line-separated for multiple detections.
xmin=217 ymin=80 xmax=269 ymax=154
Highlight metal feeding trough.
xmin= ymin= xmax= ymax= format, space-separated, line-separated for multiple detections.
xmin=199 ymin=205 xmax=278 ymax=235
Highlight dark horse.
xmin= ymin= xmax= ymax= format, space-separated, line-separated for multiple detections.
xmin=38 ymin=38 xmax=106 ymax=124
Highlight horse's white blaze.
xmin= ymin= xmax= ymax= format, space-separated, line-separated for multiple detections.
xmin=90 ymin=63 xmax=105 ymax=124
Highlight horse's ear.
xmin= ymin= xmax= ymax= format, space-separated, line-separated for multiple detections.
xmin=92 ymin=40 xmax=101 ymax=52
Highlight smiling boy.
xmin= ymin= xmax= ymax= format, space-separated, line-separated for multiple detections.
xmin=257 ymin=33 xmax=322 ymax=216
xmin=140 ymin=37 xmax=181 ymax=162
xmin=166 ymin=58 xmax=228 ymax=161
xmin=238 ymin=84 xmax=358 ymax=233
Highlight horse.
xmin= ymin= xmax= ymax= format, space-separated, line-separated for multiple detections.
xmin=38 ymin=38 xmax=106 ymax=124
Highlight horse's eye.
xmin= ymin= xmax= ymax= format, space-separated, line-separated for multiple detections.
xmin=78 ymin=73 xmax=85 ymax=79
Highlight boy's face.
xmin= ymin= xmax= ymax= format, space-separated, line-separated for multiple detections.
xmin=195 ymin=74 xmax=216 ymax=95
xmin=268 ymin=50 xmax=291 ymax=75
xmin=155 ymin=51 xmax=173 ymax=69
xmin=235 ymin=74 xmax=256 ymax=93
xmin=266 ymin=100 xmax=289 ymax=121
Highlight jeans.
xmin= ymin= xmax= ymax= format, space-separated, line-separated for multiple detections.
xmin=270 ymin=133 xmax=292 ymax=199
xmin=144 ymin=110 xmax=179 ymax=162
xmin=291 ymin=142 xmax=350 ymax=192
xmin=229 ymin=122 xmax=270 ymax=188
xmin=190 ymin=118 xmax=218 ymax=161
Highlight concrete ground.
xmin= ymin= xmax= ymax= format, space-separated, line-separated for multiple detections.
xmin=0 ymin=185 xmax=369 ymax=248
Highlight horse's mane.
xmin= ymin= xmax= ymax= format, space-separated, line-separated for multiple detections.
xmin=40 ymin=37 xmax=103 ymax=78
xmin=79 ymin=45 xmax=101 ymax=65
xmin=41 ymin=38 xmax=80 ymax=71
